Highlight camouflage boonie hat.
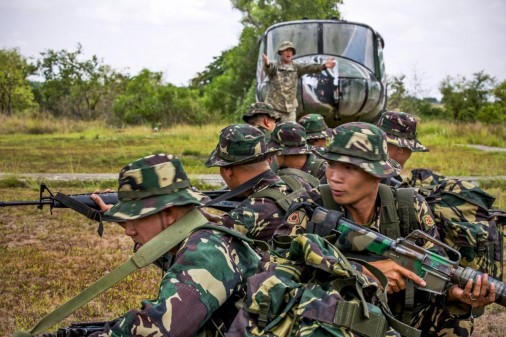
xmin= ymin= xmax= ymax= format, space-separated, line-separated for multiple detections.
xmin=205 ymin=124 xmax=279 ymax=167
xmin=267 ymin=121 xmax=311 ymax=155
xmin=105 ymin=154 xmax=205 ymax=220
xmin=314 ymin=122 xmax=401 ymax=178
xmin=242 ymin=102 xmax=280 ymax=122
xmin=298 ymin=114 xmax=330 ymax=140
xmin=377 ymin=111 xmax=429 ymax=152
xmin=277 ymin=41 xmax=296 ymax=55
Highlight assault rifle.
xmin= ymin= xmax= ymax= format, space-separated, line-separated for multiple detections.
xmin=1 ymin=183 xmax=241 ymax=235
xmin=308 ymin=206 xmax=506 ymax=306
xmin=38 ymin=320 xmax=117 ymax=337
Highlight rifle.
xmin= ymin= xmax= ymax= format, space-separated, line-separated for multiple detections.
xmin=38 ymin=320 xmax=117 ymax=337
xmin=308 ymin=206 xmax=506 ymax=306
xmin=1 ymin=183 xmax=242 ymax=235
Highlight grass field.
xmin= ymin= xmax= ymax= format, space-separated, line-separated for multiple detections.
xmin=1 ymin=116 xmax=505 ymax=335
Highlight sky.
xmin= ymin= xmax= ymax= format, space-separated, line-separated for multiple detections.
xmin=1 ymin=0 xmax=505 ymax=98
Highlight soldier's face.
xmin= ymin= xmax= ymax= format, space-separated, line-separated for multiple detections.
xmin=387 ymin=143 xmax=412 ymax=167
xmin=280 ymin=49 xmax=294 ymax=63
xmin=325 ymin=161 xmax=379 ymax=207
xmin=123 ymin=212 xmax=165 ymax=246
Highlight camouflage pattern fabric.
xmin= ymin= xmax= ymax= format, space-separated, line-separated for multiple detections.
xmin=298 ymin=113 xmax=330 ymax=140
xmin=243 ymin=102 xmax=280 ymax=122
xmin=91 ymin=225 xmax=260 ymax=337
xmin=376 ymin=111 xmax=428 ymax=152
xmin=220 ymin=169 xmax=311 ymax=241
xmin=400 ymin=168 xmax=504 ymax=280
xmin=264 ymin=61 xmax=324 ymax=116
xmin=206 ymin=124 xmax=279 ymax=167
xmin=277 ymin=40 xmax=296 ymax=54
xmin=267 ymin=121 xmax=312 ymax=155
xmin=277 ymin=189 xmax=475 ymax=337
xmin=301 ymin=153 xmax=328 ymax=180
xmin=105 ymin=153 xmax=205 ymax=220
xmin=227 ymin=233 xmax=403 ymax=337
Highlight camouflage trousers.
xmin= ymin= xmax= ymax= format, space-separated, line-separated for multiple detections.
xmin=275 ymin=109 xmax=296 ymax=122
xmin=411 ymin=303 xmax=474 ymax=337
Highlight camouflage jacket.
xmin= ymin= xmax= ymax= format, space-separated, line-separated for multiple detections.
xmin=277 ymin=187 xmax=476 ymax=336
xmin=264 ymin=61 xmax=324 ymax=113
xmin=221 ymin=169 xmax=311 ymax=241
xmin=91 ymin=225 xmax=260 ymax=337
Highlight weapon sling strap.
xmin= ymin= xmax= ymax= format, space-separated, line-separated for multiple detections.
xmin=204 ymin=170 xmax=273 ymax=208
xmin=12 ymin=209 xmax=208 ymax=337
xmin=278 ymin=167 xmax=320 ymax=188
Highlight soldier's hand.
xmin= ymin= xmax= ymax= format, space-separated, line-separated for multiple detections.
xmin=90 ymin=193 xmax=114 ymax=212
xmin=367 ymin=259 xmax=426 ymax=294
xmin=447 ymin=273 xmax=496 ymax=308
xmin=262 ymin=53 xmax=270 ymax=66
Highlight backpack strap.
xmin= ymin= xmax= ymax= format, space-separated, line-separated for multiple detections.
xmin=250 ymin=175 xmax=304 ymax=212
xmin=310 ymin=157 xmax=326 ymax=178
xmin=377 ymin=184 xmax=401 ymax=239
xmin=318 ymin=184 xmax=340 ymax=210
xmin=396 ymin=187 xmax=418 ymax=237
xmin=278 ymin=167 xmax=320 ymax=188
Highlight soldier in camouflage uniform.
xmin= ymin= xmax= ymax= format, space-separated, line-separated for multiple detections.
xmin=205 ymin=124 xmax=311 ymax=241
xmin=267 ymin=121 xmax=328 ymax=181
xmin=276 ymin=122 xmax=495 ymax=337
xmin=298 ymin=113 xmax=331 ymax=150
xmin=262 ymin=41 xmax=336 ymax=122
xmin=89 ymin=154 xmax=260 ymax=337
xmin=243 ymin=102 xmax=280 ymax=139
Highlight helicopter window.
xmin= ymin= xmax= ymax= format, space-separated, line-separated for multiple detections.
xmin=322 ymin=24 xmax=375 ymax=72
xmin=265 ymin=23 xmax=319 ymax=61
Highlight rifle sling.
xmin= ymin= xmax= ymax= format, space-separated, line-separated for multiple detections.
xmin=12 ymin=209 xmax=208 ymax=337
xmin=54 ymin=192 xmax=123 ymax=237
xmin=204 ymin=170 xmax=272 ymax=207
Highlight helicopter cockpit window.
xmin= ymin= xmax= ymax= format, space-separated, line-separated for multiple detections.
xmin=322 ymin=24 xmax=375 ymax=72
xmin=265 ymin=23 xmax=319 ymax=61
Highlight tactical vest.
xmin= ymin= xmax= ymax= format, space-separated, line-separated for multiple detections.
xmin=278 ymin=167 xmax=320 ymax=188
xmin=250 ymin=174 xmax=307 ymax=212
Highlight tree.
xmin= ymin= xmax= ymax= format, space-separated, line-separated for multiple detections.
xmin=36 ymin=44 xmax=125 ymax=120
xmin=194 ymin=0 xmax=343 ymax=118
xmin=0 ymin=48 xmax=37 ymax=115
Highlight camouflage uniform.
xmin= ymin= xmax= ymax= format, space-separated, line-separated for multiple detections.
xmin=242 ymin=102 xmax=280 ymax=141
xmin=264 ymin=41 xmax=327 ymax=122
xmin=91 ymin=154 xmax=260 ymax=337
xmin=298 ymin=113 xmax=331 ymax=150
xmin=206 ymin=124 xmax=311 ymax=241
xmin=377 ymin=111 xmax=429 ymax=153
xmin=267 ymin=121 xmax=328 ymax=180
xmin=277 ymin=123 xmax=476 ymax=337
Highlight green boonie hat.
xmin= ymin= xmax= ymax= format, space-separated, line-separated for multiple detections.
xmin=242 ymin=102 xmax=280 ymax=122
xmin=314 ymin=122 xmax=401 ymax=178
xmin=267 ymin=121 xmax=311 ymax=155
xmin=377 ymin=111 xmax=429 ymax=152
xmin=277 ymin=41 xmax=296 ymax=55
xmin=205 ymin=124 xmax=279 ymax=167
xmin=105 ymin=154 xmax=205 ymax=220
xmin=298 ymin=114 xmax=330 ymax=140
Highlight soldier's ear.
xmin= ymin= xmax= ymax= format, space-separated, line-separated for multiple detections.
xmin=220 ymin=166 xmax=234 ymax=179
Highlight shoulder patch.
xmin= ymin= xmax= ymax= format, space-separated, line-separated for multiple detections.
xmin=287 ymin=211 xmax=302 ymax=225
xmin=422 ymin=214 xmax=434 ymax=228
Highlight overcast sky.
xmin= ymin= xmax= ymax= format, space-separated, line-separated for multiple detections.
xmin=1 ymin=0 xmax=505 ymax=98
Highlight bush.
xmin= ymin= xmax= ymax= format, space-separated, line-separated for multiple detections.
xmin=477 ymin=104 xmax=505 ymax=124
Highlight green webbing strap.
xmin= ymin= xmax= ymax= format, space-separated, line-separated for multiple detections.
xmin=334 ymin=301 xmax=387 ymax=337
xmin=319 ymin=184 xmax=339 ymax=210
xmin=310 ymin=157 xmax=325 ymax=179
xmin=12 ymin=209 xmax=208 ymax=337
xmin=396 ymin=187 xmax=418 ymax=237
xmin=252 ymin=188 xmax=295 ymax=212
xmin=378 ymin=184 xmax=401 ymax=239
xmin=278 ymin=168 xmax=320 ymax=188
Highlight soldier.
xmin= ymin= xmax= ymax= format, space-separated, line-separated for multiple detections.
xmin=262 ymin=41 xmax=336 ymax=122
xmin=277 ymin=122 xmax=495 ymax=337
xmin=88 ymin=153 xmax=260 ymax=337
xmin=298 ymin=113 xmax=331 ymax=150
xmin=377 ymin=111 xmax=429 ymax=168
xmin=242 ymin=102 xmax=280 ymax=139
xmin=205 ymin=124 xmax=311 ymax=241
xmin=267 ymin=121 xmax=327 ymax=181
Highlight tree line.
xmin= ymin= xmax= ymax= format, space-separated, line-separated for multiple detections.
xmin=1 ymin=0 xmax=504 ymax=126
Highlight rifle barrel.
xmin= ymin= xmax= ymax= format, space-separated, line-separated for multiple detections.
xmin=453 ymin=266 xmax=506 ymax=307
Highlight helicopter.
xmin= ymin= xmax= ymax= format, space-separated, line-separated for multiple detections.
xmin=256 ymin=18 xmax=387 ymax=127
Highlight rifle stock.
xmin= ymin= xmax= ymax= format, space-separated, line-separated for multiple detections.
xmin=309 ymin=207 xmax=506 ymax=307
